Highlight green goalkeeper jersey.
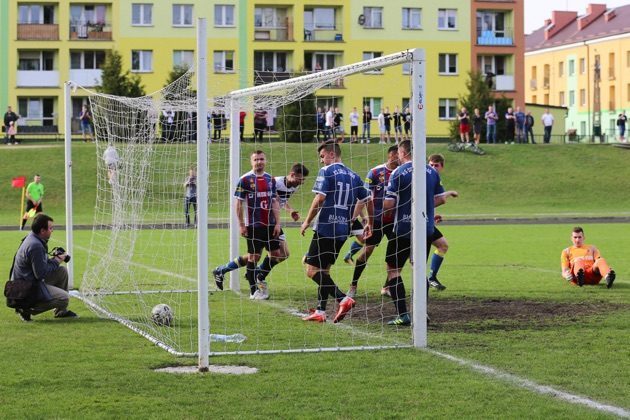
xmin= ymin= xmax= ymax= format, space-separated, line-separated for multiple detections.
xmin=27 ymin=182 xmax=44 ymax=201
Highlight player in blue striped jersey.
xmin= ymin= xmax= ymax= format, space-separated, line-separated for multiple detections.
xmin=382 ymin=140 xmax=445 ymax=325
xmin=300 ymin=142 xmax=373 ymax=323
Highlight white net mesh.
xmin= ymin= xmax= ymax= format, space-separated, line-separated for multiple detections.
xmin=78 ymin=50 xmax=419 ymax=356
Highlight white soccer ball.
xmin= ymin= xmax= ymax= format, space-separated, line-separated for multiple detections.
xmin=151 ymin=304 xmax=173 ymax=327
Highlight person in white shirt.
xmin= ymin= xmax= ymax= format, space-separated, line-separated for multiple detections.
xmin=541 ymin=109 xmax=555 ymax=144
xmin=325 ymin=107 xmax=334 ymax=141
xmin=349 ymin=107 xmax=359 ymax=143
xmin=103 ymin=143 xmax=120 ymax=184
xmin=377 ymin=111 xmax=386 ymax=144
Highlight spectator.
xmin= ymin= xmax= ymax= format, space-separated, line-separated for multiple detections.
xmin=402 ymin=107 xmax=411 ymax=140
xmin=103 ymin=143 xmax=120 ymax=184
xmin=541 ymin=108 xmax=554 ymax=143
xmin=484 ymin=105 xmax=498 ymax=144
xmin=162 ymin=110 xmax=175 ymax=142
xmin=362 ymin=105 xmax=372 ymax=143
xmin=349 ymin=107 xmax=359 ymax=143
xmin=472 ymin=108 xmax=483 ymax=145
xmin=383 ymin=107 xmax=392 ymax=143
xmin=80 ymin=105 xmax=93 ymax=143
xmin=525 ymin=111 xmax=535 ymax=144
xmin=377 ymin=110 xmax=386 ymax=144
xmin=333 ymin=107 xmax=344 ymax=143
xmin=183 ymin=167 xmax=197 ymax=227
xmin=617 ymin=111 xmax=627 ymax=143
xmin=514 ymin=106 xmax=526 ymax=144
xmin=392 ymin=106 xmax=403 ymax=143
xmin=239 ymin=111 xmax=246 ymax=142
xmin=7 ymin=121 xmax=18 ymax=145
xmin=212 ymin=112 xmax=223 ymax=141
xmin=457 ymin=107 xmax=470 ymax=143
xmin=4 ymin=106 xmax=20 ymax=145
xmin=504 ymin=107 xmax=515 ymax=144
xmin=316 ymin=107 xmax=326 ymax=142
xmin=253 ymin=110 xmax=268 ymax=142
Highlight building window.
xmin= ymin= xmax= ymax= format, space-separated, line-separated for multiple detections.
xmin=363 ymin=52 xmax=382 ymax=74
xmin=362 ymin=7 xmax=383 ymax=29
xmin=18 ymin=97 xmax=54 ymax=125
xmin=254 ymin=51 xmax=287 ymax=72
xmin=18 ymin=4 xmax=55 ymax=24
xmin=131 ymin=50 xmax=152 ymax=72
xmin=438 ymin=9 xmax=457 ymax=30
xmin=569 ymin=90 xmax=575 ymax=106
xmin=70 ymin=50 xmax=105 ymax=69
xmin=402 ymin=8 xmax=421 ymax=29
xmin=580 ymin=58 xmax=585 ymax=74
xmin=255 ymin=7 xmax=286 ymax=28
xmin=439 ymin=54 xmax=457 ymax=75
xmin=304 ymin=52 xmax=338 ymax=71
xmin=580 ymin=89 xmax=586 ymax=106
xmin=173 ymin=50 xmax=194 ymax=69
xmin=214 ymin=5 xmax=234 ymax=27
xmin=214 ymin=51 xmax=234 ymax=73
xmin=309 ymin=8 xmax=336 ymax=29
xmin=173 ymin=4 xmax=193 ymax=26
xmin=558 ymin=61 xmax=564 ymax=77
xmin=568 ymin=59 xmax=575 ymax=76
xmin=580 ymin=121 xmax=586 ymax=135
xmin=18 ymin=51 xmax=54 ymax=71
xmin=132 ymin=4 xmax=152 ymax=26
xmin=439 ymin=98 xmax=457 ymax=119
xmin=363 ymin=97 xmax=382 ymax=116
xmin=559 ymin=91 xmax=565 ymax=106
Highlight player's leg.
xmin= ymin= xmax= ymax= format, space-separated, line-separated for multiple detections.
xmin=21 ymin=200 xmax=35 ymax=230
xmin=571 ymin=258 xmax=587 ymax=286
xmin=257 ymin=231 xmax=288 ymax=282
xmin=428 ymin=228 xmax=447 ymax=290
xmin=347 ymin=244 xmax=376 ymax=297
xmin=184 ymin=197 xmax=191 ymax=225
xmin=592 ymin=258 xmax=615 ymax=287
xmin=212 ymin=255 xmax=247 ymax=290
xmin=383 ymin=236 xmax=411 ymax=325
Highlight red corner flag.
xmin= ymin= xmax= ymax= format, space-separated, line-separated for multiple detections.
xmin=12 ymin=176 xmax=26 ymax=188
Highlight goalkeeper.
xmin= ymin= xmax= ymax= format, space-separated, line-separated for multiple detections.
xmin=561 ymin=227 xmax=616 ymax=288
xmin=213 ymin=163 xmax=309 ymax=296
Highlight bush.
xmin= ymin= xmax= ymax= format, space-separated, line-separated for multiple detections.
xmin=275 ymin=94 xmax=317 ymax=143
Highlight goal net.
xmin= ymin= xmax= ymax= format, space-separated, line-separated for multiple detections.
xmin=76 ymin=49 xmax=425 ymax=357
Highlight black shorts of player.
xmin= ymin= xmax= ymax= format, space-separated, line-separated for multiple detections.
xmin=350 ymin=219 xmax=364 ymax=236
xmin=246 ymin=225 xmax=281 ymax=255
xmin=305 ymin=232 xmax=347 ymax=269
xmin=350 ymin=126 xmax=358 ymax=136
xmin=385 ymin=235 xmax=411 ymax=269
xmin=428 ymin=227 xmax=443 ymax=243
xmin=365 ymin=222 xmax=394 ymax=247
xmin=25 ymin=200 xmax=43 ymax=213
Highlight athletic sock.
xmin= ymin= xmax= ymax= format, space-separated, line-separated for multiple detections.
xmin=257 ymin=256 xmax=279 ymax=281
xmin=245 ymin=261 xmax=257 ymax=295
xmin=312 ymin=272 xmax=329 ymax=311
xmin=388 ymin=276 xmax=408 ymax=317
xmin=220 ymin=256 xmax=246 ymax=275
xmin=21 ymin=218 xmax=27 ymax=229
xmin=429 ymin=251 xmax=445 ymax=279
xmin=351 ymin=259 xmax=367 ymax=287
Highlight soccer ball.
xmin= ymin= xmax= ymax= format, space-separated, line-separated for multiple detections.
xmin=151 ymin=304 xmax=173 ymax=327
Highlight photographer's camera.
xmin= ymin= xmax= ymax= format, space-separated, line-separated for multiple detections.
xmin=51 ymin=247 xmax=71 ymax=263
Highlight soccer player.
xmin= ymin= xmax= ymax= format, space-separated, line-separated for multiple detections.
xmin=382 ymin=140 xmax=444 ymax=325
xmin=561 ymin=226 xmax=616 ymax=288
xmin=426 ymin=154 xmax=459 ymax=290
xmin=21 ymin=174 xmax=44 ymax=230
xmin=300 ymin=142 xmax=373 ymax=323
xmin=343 ymin=145 xmax=399 ymax=297
xmin=212 ymin=150 xmax=281 ymax=299
xmin=213 ymin=163 xmax=309 ymax=296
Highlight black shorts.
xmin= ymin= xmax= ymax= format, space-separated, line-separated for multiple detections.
xmin=428 ymin=227 xmax=443 ymax=243
xmin=305 ymin=233 xmax=347 ymax=269
xmin=350 ymin=126 xmax=358 ymax=136
xmin=25 ymin=200 xmax=42 ymax=213
xmin=350 ymin=219 xmax=364 ymax=236
xmin=365 ymin=222 xmax=394 ymax=246
xmin=385 ymin=235 xmax=411 ymax=269
xmin=246 ymin=226 xmax=281 ymax=255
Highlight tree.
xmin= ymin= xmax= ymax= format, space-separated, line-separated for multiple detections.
xmin=449 ymin=71 xmax=511 ymax=142
xmin=98 ymin=50 xmax=145 ymax=97
xmin=275 ymin=94 xmax=317 ymax=143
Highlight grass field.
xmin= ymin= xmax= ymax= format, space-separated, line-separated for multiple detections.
xmin=1 ymin=142 xmax=629 ymax=418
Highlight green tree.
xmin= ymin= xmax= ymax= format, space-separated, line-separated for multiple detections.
xmin=98 ymin=50 xmax=145 ymax=97
xmin=449 ymin=71 xmax=511 ymax=142
xmin=275 ymin=94 xmax=317 ymax=143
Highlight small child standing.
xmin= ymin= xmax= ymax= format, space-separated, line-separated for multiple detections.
xmin=8 ymin=121 xmax=18 ymax=145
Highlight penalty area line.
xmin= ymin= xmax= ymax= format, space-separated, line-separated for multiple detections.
xmin=427 ymin=349 xmax=630 ymax=418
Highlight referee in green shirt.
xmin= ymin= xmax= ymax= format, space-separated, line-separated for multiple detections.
xmin=21 ymin=174 xmax=45 ymax=230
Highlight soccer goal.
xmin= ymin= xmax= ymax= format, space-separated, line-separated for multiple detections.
xmin=68 ymin=26 xmax=427 ymax=369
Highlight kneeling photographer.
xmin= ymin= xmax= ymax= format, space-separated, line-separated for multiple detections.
xmin=6 ymin=214 xmax=77 ymax=322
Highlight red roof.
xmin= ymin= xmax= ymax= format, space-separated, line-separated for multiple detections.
xmin=526 ymin=4 xmax=630 ymax=51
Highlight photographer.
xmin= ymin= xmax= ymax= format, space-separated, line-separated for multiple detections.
xmin=9 ymin=214 xmax=77 ymax=322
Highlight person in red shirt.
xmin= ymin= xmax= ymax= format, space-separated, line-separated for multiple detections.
xmin=561 ymin=226 xmax=615 ymax=288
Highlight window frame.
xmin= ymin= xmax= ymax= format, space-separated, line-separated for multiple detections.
xmin=438 ymin=53 xmax=458 ymax=75
xmin=438 ymin=8 xmax=457 ymax=30
xmin=173 ymin=50 xmax=194 ymax=69
xmin=70 ymin=50 xmax=106 ymax=70
xmin=439 ymin=98 xmax=457 ymax=119
xmin=131 ymin=50 xmax=153 ymax=72
xmin=254 ymin=51 xmax=288 ymax=72
xmin=213 ymin=50 xmax=235 ymax=73
xmin=363 ymin=51 xmax=383 ymax=74
xmin=172 ymin=4 xmax=193 ymax=27
xmin=132 ymin=3 xmax=153 ymax=26
xmin=363 ymin=7 xmax=383 ymax=29
xmin=214 ymin=4 xmax=235 ymax=27
xmin=402 ymin=7 xmax=421 ymax=30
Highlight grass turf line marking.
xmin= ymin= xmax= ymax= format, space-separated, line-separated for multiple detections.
xmin=427 ymin=349 xmax=630 ymax=418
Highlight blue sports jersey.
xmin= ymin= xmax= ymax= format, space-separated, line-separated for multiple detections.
xmin=385 ymin=162 xmax=444 ymax=237
xmin=234 ymin=171 xmax=277 ymax=227
xmin=312 ymin=162 xmax=370 ymax=239
xmin=365 ymin=164 xmax=394 ymax=226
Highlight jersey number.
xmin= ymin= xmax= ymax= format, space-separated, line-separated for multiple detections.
xmin=334 ymin=182 xmax=351 ymax=209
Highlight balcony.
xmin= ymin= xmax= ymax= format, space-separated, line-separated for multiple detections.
xmin=17 ymin=24 xmax=59 ymax=41
xmin=476 ymin=28 xmax=513 ymax=46
xmin=69 ymin=21 xmax=112 ymax=40
xmin=69 ymin=69 xmax=102 ymax=86
xmin=303 ymin=25 xmax=343 ymax=42
xmin=254 ymin=71 xmax=292 ymax=85
xmin=530 ymin=79 xmax=537 ymax=90
xmin=17 ymin=70 xmax=60 ymax=87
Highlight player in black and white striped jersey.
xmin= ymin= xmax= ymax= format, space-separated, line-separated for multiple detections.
xmin=213 ymin=163 xmax=309 ymax=295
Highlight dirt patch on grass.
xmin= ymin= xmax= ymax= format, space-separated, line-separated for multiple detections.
xmin=362 ymin=297 xmax=627 ymax=332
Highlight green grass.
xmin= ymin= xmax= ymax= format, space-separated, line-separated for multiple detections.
xmin=0 ymin=142 xmax=629 ymax=418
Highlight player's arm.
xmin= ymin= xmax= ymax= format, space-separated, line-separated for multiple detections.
xmin=271 ymin=197 xmax=282 ymax=237
xmin=561 ymin=249 xmax=573 ymax=281
xmin=282 ymin=201 xmax=300 ymax=221
xmin=300 ymin=193 xmax=325 ymax=236
xmin=235 ymin=198 xmax=247 ymax=236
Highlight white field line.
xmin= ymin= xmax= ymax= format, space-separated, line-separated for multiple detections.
xmin=427 ymin=349 xmax=630 ymax=418
xmin=68 ymin=245 xmax=628 ymax=416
